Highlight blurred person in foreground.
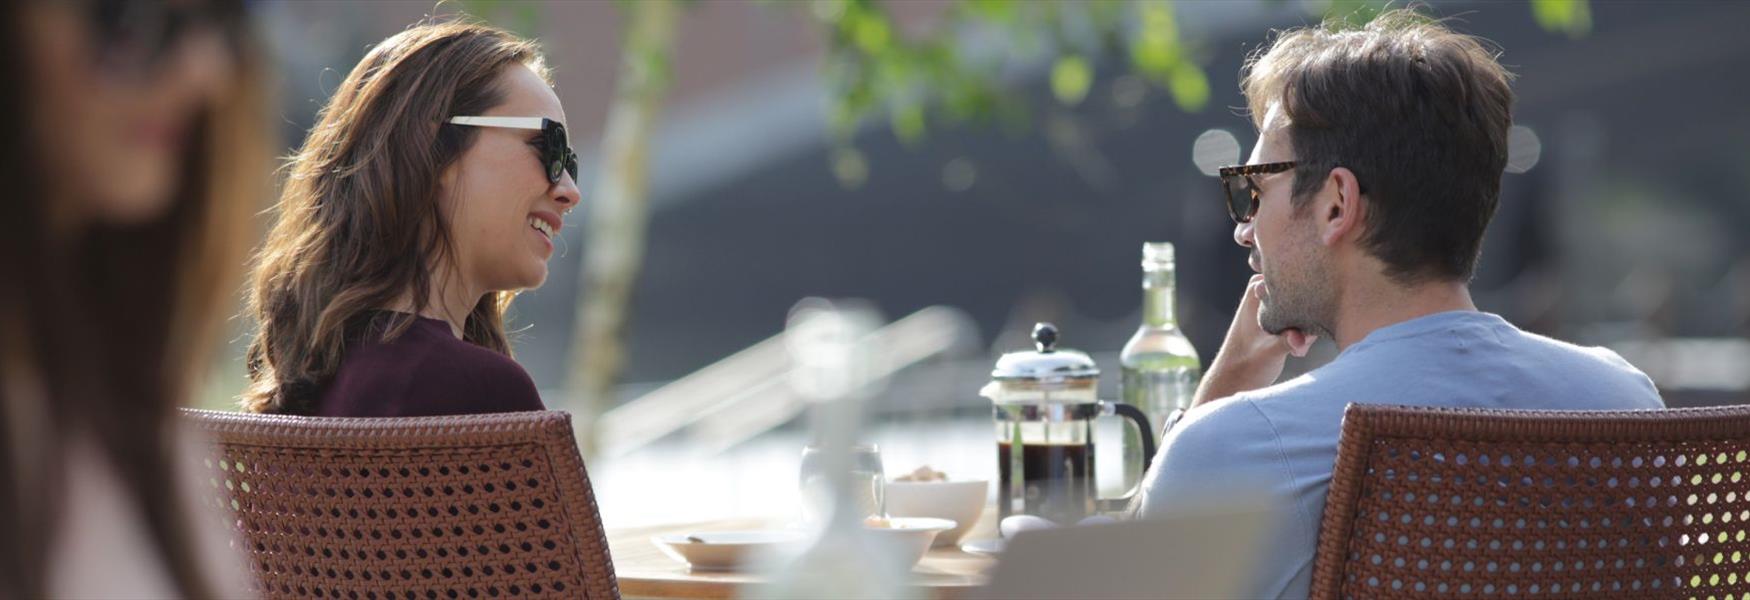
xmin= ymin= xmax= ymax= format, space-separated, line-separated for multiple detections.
xmin=239 ymin=20 xmax=580 ymax=417
xmin=1133 ymin=9 xmax=1663 ymax=598
xmin=0 ymin=0 xmax=271 ymax=597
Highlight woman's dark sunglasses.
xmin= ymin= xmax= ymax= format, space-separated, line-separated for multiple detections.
xmin=447 ymin=116 xmax=580 ymax=184
xmin=1217 ymin=161 xmax=1296 ymax=224
xmin=86 ymin=0 xmax=246 ymax=76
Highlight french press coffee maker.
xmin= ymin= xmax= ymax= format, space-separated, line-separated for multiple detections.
xmin=980 ymin=323 xmax=1157 ymax=525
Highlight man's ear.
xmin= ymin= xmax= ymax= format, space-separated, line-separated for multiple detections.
xmin=1319 ymin=166 xmax=1366 ymax=246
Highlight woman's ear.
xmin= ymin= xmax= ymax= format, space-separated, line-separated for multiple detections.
xmin=436 ymin=160 xmax=460 ymax=206
xmin=432 ymin=121 xmax=459 ymax=199
xmin=1320 ymin=166 xmax=1366 ymax=246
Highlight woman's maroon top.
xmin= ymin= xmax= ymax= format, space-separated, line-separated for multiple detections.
xmin=313 ymin=312 xmax=545 ymax=417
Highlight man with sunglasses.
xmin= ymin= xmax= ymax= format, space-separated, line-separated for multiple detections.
xmin=1130 ymin=10 xmax=1663 ymax=598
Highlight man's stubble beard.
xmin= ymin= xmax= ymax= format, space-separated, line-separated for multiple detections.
xmin=1256 ymin=242 xmax=1337 ymax=340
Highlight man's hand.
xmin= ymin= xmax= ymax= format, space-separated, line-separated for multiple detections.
xmin=1193 ymin=275 xmax=1317 ymax=406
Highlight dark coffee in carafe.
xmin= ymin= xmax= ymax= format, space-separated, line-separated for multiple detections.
xmin=997 ymin=441 xmax=1095 ymax=524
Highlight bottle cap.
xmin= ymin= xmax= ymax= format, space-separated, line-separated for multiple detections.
xmin=1142 ymin=242 xmax=1175 ymax=269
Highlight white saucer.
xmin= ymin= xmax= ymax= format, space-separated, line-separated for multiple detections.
xmin=652 ymin=530 xmax=806 ymax=571
xmin=961 ymin=538 xmax=1004 ymax=556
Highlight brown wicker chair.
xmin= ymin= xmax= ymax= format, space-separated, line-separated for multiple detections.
xmin=1311 ymin=404 xmax=1750 ymax=599
xmin=180 ymin=409 xmax=619 ymax=600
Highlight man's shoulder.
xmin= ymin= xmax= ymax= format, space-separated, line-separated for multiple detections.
xmin=1231 ymin=319 xmax=1662 ymax=414
xmin=1515 ymin=332 xmax=1663 ymax=407
xmin=1508 ymin=327 xmax=1646 ymax=373
xmin=1218 ymin=367 xmax=1358 ymax=424
xmin=1177 ymin=393 xmax=1279 ymax=437
xmin=1231 ymin=370 xmax=1330 ymax=404
xmin=1143 ymin=392 xmax=1315 ymax=524
xmin=1161 ymin=393 xmax=1296 ymax=467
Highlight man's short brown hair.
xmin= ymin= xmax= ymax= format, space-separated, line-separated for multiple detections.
xmin=1242 ymin=9 xmax=1515 ymax=283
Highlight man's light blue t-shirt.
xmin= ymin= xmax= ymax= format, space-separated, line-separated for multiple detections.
xmin=1135 ymin=311 xmax=1664 ymax=598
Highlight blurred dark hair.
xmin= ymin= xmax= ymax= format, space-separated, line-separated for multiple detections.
xmin=1242 ymin=8 xmax=1516 ymax=283
xmin=240 ymin=19 xmax=546 ymax=415
xmin=0 ymin=5 xmax=272 ymax=599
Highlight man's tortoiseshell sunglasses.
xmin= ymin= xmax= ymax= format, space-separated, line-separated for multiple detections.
xmin=1217 ymin=161 xmax=1296 ymax=224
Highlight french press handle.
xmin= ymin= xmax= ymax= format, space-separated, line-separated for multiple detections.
xmin=1097 ymin=401 xmax=1156 ymax=513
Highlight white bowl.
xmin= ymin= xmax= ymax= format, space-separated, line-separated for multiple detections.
xmin=884 ymin=479 xmax=988 ymax=547
xmin=651 ymin=530 xmax=806 ymax=572
xmin=865 ymin=517 xmax=957 ymax=569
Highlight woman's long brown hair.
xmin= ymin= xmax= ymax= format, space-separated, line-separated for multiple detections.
xmin=0 ymin=7 xmax=273 ymax=599
xmin=241 ymin=20 xmax=546 ymax=415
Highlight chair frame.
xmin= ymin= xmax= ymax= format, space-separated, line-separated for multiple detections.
xmin=1312 ymin=404 xmax=1750 ymax=599
xmin=181 ymin=409 xmax=619 ymax=600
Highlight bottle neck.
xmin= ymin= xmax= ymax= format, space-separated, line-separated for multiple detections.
xmin=1141 ymin=267 xmax=1177 ymax=328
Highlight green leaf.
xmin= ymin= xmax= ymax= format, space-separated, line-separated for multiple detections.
xmin=622 ymin=43 xmax=673 ymax=100
xmin=1051 ymin=55 xmax=1093 ymax=106
xmin=944 ymin=78 xmax=1001 ymax=122
xmin=457 ymin=0 xmax=544 ymax=36
xmin=1320 ymin=0 xmax=1384 ymax=29
xmin=1130 ymin=1 xmax=1183 ymax=84
xmin=849 ymin=9 xmax=893 ymax=54
xmin=1531 ymin=0 xmax=1593 ymax=37
xmin=1138 ymin=1 xmax=1178 ymax=46
xmin=959 ymin=0 xmax=1018 ymax=24
xmin=1084 ymin=0 xmax=1125 ymax=30
xmin=515 ymin=4 xmax=542 ymax=35
xmin=1166 ymin=63 xmax=1209 ymax=112
xmin=1130 ymin=40 xmax=1178 ymax=82
xmin=890 ymin=103 xmax=927 ymax=145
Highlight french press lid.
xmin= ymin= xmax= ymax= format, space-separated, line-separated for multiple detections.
xmin=982 ymin=323 xmax=1100 ymax=405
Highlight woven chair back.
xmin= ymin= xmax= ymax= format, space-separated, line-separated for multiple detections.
xmin=181 ymin=409 xmax=619 ymax=600
xmin=1313 ymin=404 xmax=1750 ymax=600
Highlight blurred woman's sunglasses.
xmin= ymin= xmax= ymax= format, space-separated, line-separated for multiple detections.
xmin=85 ymin=0 xmax=245 ymax=76
xmin=1217 ymin=161 xmax=1296 ymax=224
xmin=447 ymin=116 xmax=580 ymax=184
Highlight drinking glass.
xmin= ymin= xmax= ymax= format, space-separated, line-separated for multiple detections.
xmin=799 ymin=443 xmax=885 ymax=526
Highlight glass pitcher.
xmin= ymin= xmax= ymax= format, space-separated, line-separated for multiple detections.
xmin=980 ymin=323 xmax=1156 ymax=526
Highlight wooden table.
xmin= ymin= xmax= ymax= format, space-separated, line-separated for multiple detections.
xmin=607 ymin=515 xmax=998 ymax=600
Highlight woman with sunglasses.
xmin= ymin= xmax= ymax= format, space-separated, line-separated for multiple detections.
xmin=240 ymin=20 xmax=580 ymax=418
xmin=1 ymin=0 xmax=271 ymax=597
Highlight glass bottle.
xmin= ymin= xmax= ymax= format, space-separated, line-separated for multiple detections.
xmin=1119 ymin=242 xmax=1202 ymax=443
